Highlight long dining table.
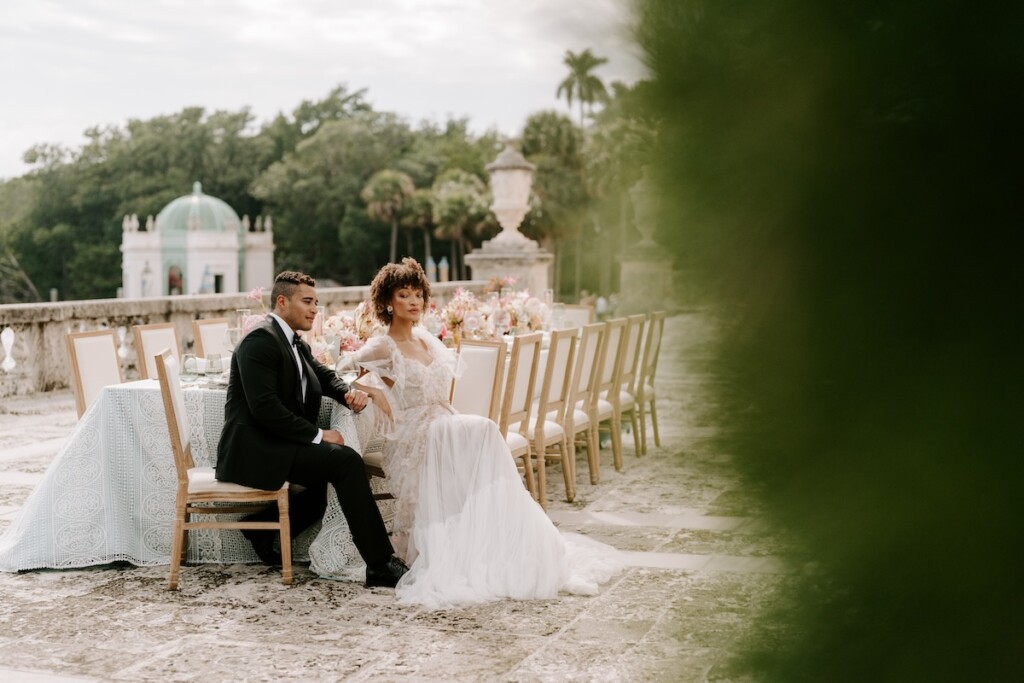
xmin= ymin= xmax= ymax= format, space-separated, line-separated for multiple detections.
xmin=0 ymin=377 xmax=387 ymax=582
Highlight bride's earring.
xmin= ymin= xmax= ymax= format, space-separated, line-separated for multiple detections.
xmin=387 ymin=305 xmax=393 ymax=315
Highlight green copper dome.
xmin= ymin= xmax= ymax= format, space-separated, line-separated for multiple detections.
xmin=154 ymin=181 xmax=242 ymax=234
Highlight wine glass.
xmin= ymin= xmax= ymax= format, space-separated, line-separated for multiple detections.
xmin=492 ymin=308 xmax=511 ymax=336
xmin=206 ymin=353 xmax=223 ymax=374
xmin=463 ymin=312 xmax=481 ymax=340
xmin=336 ymin=353 xmax=360 ymax=385
xmin=223 ymin=327 xmax=241 ymax=353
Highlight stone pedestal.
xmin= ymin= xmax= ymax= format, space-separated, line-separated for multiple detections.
xmin=618 ymin=168 xmax=675 ymax=315
xmin=464 ymin=231 xmax=553 ymax=296
xmin=618 ymin=242 xmax=674 ymax=315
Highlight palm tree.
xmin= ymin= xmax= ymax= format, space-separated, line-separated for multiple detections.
xmin=401 ymin=188 xmax=436 ymax=267
xmin=430 ymin=169 xmax=490 ymax=280
xmin=361 ymin=169 xmax=415 ymax=263
xmin=556 ymin=49 xmax=610 ymax=129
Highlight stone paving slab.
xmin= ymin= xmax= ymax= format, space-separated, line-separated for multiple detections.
xmin=0 ymin=313 xmax=790 ymax=682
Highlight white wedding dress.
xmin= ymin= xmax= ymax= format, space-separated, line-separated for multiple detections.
xmin=351 ymin=327 xmax=621 ymax=609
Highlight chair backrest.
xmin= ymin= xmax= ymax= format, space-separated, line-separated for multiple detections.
xmin=566 ymin=322 xmax=606 ymax=421
xmin=133 ymin=323 xmax=180 ymax=380
xmin=450 ymin=339 xmax=505 ymax=421
xmin=65 ymin=329 xmax=123 ymax=418
xmin=534 ymin=327 xmax=577 ymax=429
xmin=192 ymin=318 xmax=230 ymax=358
xmin=638 ymin=311 xmax=667 ymax=396
xmin=620 ymin=314 xmax=647 ymax=396
xmin=594 ymin=318 xmax=628 ymax=403
xmin=154 ymin=348 xmax=194 ymax=481
xmin=560 ymin=304 xmax=594 ymax=328
xmin=498 ymin=332 xmax=543 ymax=437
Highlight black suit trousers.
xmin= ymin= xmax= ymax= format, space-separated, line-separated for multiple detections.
xmin=249 ymin=442 xmax=394 ymax=568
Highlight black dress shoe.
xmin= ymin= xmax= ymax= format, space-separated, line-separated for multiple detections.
xmin=365 ymin=556 xmax=409 ymax=588
xmin=242 ymin=528 xmax=282 ymax=566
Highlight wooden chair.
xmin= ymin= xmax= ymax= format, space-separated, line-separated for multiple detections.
xmin=497 ymin=332 xmax=543 ymax=503
xmin=565 ymin=322 xmax=606 ymax=486
xmin=525 ymin=327 xmax=578 ymax=505
xmin=192 ymin=317 xmax=230 ymax=358
xmin=450 ymin=339 xmax=506 ymax=421
xmin=636 ymin=311 xmax=667 ymax=454
xmin=591 ymin=317 xmax=628 ymax=471
xmin=154 ymin=348 xmax=293 ymax=590
xmin=560 ymin=304 xmax=594 ymax=328
xmin=65 ymin=329 xmax=123 ymax=418
xmin=616 ymin=314 xmax=647 ymax=458
xmin=133 ymin=322 xmax=180 ymax=380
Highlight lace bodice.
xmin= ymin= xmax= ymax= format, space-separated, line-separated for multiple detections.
xmin=351 ymin=327 xmax=459 ymax=418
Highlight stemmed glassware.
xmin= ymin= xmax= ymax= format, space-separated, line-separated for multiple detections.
xmin=463 ymin=313 xmax=481 ymax=341
xmin=223 ymin=327 xmax=241 ymax=354
xmin=492 ymin=308 xmax=511 ymax=336
xmin=336 ymin=353 xmax=360 ymax=385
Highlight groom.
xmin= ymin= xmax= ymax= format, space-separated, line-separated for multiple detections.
xmin=215 ymin=270 xmax=407 ymax=588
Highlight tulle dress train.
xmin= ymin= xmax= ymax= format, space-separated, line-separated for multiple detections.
xmin=352 ymin=328 xmax=621 ymax=610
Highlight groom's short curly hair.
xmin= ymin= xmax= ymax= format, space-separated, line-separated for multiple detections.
xmin=369 ymin=258 xmax=431 ymax=325
xmin=271 ymin=271 xmax=315 ymax=310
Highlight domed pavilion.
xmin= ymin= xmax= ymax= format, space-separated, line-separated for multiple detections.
xmin=120 ymin=182 xmax=275 ymax=297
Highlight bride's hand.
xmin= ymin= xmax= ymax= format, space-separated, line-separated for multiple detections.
xmin=366 ymin=387 xmax=393 ymax=422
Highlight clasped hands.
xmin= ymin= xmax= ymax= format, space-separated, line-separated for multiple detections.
xmin=321 ymin=387 xmax=369 ymax=446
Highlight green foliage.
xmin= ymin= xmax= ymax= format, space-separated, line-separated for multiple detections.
xmin=430 ymin=168 xmax=492 ymax=280
xmin=638 ymin=0 xmax=1024 ymax=680
xmin=251 ymin=112 xmax=414 ymax=281
xmin=0 ymin=74 xmax=648 ymax=301
xmin=521 ymin=110 xmax=583 ymax=169
xmin=397 ymin=118 xmax=501 ymax=189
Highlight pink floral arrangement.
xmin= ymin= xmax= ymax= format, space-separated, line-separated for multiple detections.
xmin=241 ymin=287 xmax=269 ymax=335
xmin=499 ymin=289 xmax=550 ymax=334
xmin=484 ymin=275 xmax=518 ymax=293
xmin=322 ymin=310 xmax=366 ymax=353
xmin=440 ymin=288 xmax=488 ymax=344
xmin=241 ymin=314 xmax=265 ymax=335
xmin=353 ymin=300 xmax=385 ymax=341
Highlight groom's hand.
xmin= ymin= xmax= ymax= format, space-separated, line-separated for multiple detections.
xmin=345 ymin=388 xmax=369 ymax=412
xmin=322 ymin=429 xmax=345 ymax=446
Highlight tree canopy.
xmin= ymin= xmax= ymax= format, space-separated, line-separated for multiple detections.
xmin=0 ymin=66 xmax=643 ymax=302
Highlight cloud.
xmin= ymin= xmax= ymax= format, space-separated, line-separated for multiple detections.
xmin=0 ymin=0 xmax=645 ymax=179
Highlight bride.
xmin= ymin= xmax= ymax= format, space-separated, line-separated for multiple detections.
xmin=348 ymin=258 xmax=621 ymax=609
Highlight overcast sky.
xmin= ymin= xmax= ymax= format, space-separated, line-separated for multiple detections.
xmin=0 ymin=0 xmax=645 ymax=180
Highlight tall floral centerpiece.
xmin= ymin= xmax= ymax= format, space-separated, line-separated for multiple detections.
xmin=435 ymin=282 xmax=550 ymax=344
xmin=495 ymin=289 xmax=550 ymax=335
xmin=308 ymin=301 xmax=385 ymax=365
xmin=439 ymin=288 xmax=490 ymax=345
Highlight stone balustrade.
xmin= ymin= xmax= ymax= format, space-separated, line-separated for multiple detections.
xmin=0 ymin=281 xmax=486 ymax=400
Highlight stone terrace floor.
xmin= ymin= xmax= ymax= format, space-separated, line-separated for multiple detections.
xmin=0 ymin=312 xmax=793 ymax=683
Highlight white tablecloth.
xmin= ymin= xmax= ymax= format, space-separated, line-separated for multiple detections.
xmin=0 ymin=379 xmax=386 ymax=581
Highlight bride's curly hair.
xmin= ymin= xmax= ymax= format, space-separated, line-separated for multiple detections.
xmin=368 ymin=257 xmax=432 ymax=325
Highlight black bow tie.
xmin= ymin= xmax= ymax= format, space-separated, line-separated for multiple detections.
xmin=292 ymin=335 xmax=302 ymax=347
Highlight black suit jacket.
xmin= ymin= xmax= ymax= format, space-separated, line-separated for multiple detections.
xmin=216 ymin=316 xmax=351 ymax=490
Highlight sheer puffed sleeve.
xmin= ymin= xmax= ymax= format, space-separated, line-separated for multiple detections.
xmin=351 ymin=335 xmax=405 ymax=390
